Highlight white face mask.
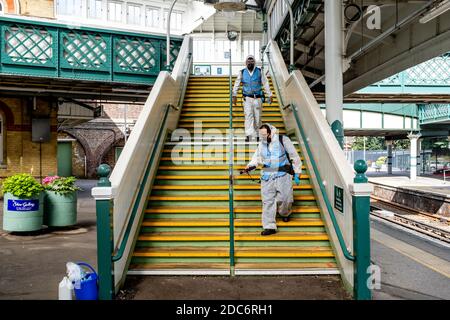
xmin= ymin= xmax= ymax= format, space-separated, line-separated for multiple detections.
xmin=260 ymin=133 xmax=271 ymax=144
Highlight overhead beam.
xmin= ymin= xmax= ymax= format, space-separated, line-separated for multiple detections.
xmin=344 ymin=11 xmax=450 ymax=95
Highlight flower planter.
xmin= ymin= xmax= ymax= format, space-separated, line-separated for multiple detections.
xmin=2 ymin=192 xmax=44 ymax=232
xmin=44 ymin=190 xmax=77 ymax=227
xmin=43 ymin=191 xmax=77 ymax=227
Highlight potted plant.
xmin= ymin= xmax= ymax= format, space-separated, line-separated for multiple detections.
xmin=43 ymin=176 xmax=82 ymax=227
xmin=2 ymin=173 xmax=45 ymax=232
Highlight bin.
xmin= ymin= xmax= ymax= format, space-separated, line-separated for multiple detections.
xmin=73 ymin=262 xmax=98 ymax=300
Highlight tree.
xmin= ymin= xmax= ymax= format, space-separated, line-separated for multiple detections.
xmin=351 ymin=137 xmax=385 ymax=150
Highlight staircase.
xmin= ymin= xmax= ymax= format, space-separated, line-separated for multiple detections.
xmin=128 ymin=76 xmax=338 ymax=275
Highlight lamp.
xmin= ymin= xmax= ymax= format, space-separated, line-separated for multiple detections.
xmin=420 ymin=0 xmax=450 ymax=24
xmin=214 ymin=0 xmax=246 ymax=12
xmin=227 ymin=30 xmax=239 ymax=41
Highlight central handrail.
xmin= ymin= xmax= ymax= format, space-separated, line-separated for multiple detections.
xmin=228 ymin=51 xmax=235 ymax=272
xmin=266 ymin=52 xmax=355 ymax=262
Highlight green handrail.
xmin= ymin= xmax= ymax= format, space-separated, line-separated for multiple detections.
xmin=228 ymin=50 xmax=235 ymax=271
xmin=266 ymin=53 xmax=355 ymax=262
xmin=112 ymin=103 xmax=172 ymax=262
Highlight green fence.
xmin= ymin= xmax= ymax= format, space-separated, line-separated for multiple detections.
xmin=419 ymin=104 xmax=450 ymax=125
xmin=0 ymin=16 xmax=182 ymax=85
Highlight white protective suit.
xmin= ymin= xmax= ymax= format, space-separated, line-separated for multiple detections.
xmin=247 ymin=124 xmax=302 ymax=230
xmin=232 ymin=63 xmax=272 ymax=138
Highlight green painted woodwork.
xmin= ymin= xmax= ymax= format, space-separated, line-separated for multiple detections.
xmin=95 ymin=166 xmax=114 ymax=300
xmin=0 ymin=16 xmax=182 ymax=85
xmin=57 ymin=141 xmax=72 ymax=177
xmin=352 ymin=161 xmax=372 ymax=300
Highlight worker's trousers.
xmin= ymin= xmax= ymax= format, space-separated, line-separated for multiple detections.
xmin=243 ymin=97 xmax=262 ymax=138
xmin=260 ymin=173 xmax=293 ymax=230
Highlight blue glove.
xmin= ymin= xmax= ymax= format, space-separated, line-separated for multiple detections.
xmin=294 ymin=173 xmax=300 ymax=185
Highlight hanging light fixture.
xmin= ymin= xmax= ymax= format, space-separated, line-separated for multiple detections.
xmin=214 ymin=0 xmax=246 ymax=12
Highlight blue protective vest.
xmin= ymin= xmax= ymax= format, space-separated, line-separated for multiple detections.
xmin=241 ymin=67 xmax=263 ymax=96
xmin=260 ymin=137 xmax=290 ymax=181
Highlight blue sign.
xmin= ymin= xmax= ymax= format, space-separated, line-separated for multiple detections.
xmin=8 ymin=199 xmax=39 ymax=212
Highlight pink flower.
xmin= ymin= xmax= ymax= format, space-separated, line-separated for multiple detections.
xmin=43 ymin=176 xmax=60 ymax=185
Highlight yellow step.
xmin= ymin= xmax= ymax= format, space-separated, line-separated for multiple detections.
xmin=163 ymin=148 xmax=302 ymax=154
xmin=155 ymin=174 xmax=310 ymax=180
xmin=159 ymin=157 xmax=302 ymax=162
xmin=182 ymin=103 xmax=277 ymax=107
xmin=157 ymin=165 xmax=306 ymax=170
xmin=148 ymin=195 xmax=316 ymax=201
xmin=129 ymin=263 xmax=229 ymax=270
xmin=177 ymin=124 xmax=287 ymax=130
xmin=137 ymin=230 xmax=327 ymax=241
xmin=235 ymin=262 xmax=337 ymax=269
xmin=133 ymin=247 xmax=229 ymax=257
xmin=151 ymin=185 xmax=312 ymax=190
xmin=142 ymin=219 xmax=229 ymax=227
xmin=234 ymin=206 xmax=320 ymax=213
xmin=179 ymin=119 xmax=284 ymax=123
xmin=146 ymin=206 xmax=230 ymax=213
xmin=145 ymin=206 xmax=320 ymax=214
xmin=133 ymin=247 xmax=334 ymax=258
xmin=142 ymin=218 xmax=322 ymax=228
xmin=180 ymin=113 xmax=282 ymax=117
xmin=181 ymin=108 xmax=281 ymax=112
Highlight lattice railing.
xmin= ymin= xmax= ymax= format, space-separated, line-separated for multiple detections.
xmin=373 ymin=53 xmax=450 ymax=87
xmin=0 ymin=16 xmax=182 ymax=84
xmin=418 ymin=104 xmax=450 ymax=124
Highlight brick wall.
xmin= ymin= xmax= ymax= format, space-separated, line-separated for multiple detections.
xmin=60 ymin=103 xmax=142 ymax=178
xmin=19 ymin=0 xmax=55 ymax=18
xmin=0 ymin=97 xmax=58 ymax=180
xmin=58 ymin=132 xmax=86 ymax=178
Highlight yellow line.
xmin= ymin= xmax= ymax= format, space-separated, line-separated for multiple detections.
xmin=371 ymin=229 xmax=450 ymax=279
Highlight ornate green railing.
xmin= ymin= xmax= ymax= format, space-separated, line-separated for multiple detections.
xmin=418 ymin=103 xmax=450 ymax=125
xmin=0 ymin=16 xmax=182 ymax=85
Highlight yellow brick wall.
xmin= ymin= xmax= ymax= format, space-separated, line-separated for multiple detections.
xmin=0 ymin=98 xmax=58 ymax=180
xmin=19 ymin=0 xmax=55 ymax=19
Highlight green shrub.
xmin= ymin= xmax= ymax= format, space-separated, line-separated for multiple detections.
xmin=43 ymin=176 xmax=82 ymax=196
xmin=2 ymin=174 xmax=44 ymax=198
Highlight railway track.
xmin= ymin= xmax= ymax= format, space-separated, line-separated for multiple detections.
xmin=370 ymin=198 xmax=450 ymax=244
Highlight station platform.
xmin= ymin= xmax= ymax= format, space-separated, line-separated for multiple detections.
xmin=367 ymin=173 xmax=450 ymax=217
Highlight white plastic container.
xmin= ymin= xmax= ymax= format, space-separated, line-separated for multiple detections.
xmin=59 ymin=276 xmax=74 ymax=300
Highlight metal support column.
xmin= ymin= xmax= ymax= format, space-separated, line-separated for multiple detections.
xmin=408 ymin=133 xmax=421 ymax=181
xmin=386 ymin=140 xmax=393 ymax=175
xmin=325 ymin=0 xmax=344 ymax=149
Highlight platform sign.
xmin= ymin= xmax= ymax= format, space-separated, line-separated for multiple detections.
xmin=8 ymin=199 xmax=39 ymax=212
xmin=334 ymin=186 xmax=344 ymax=213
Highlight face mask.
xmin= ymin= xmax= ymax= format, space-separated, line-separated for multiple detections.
xmin=247 ymin=63 xmax=255 ymax=71
xmin=261 ymin=136 xmax=271 ymax=144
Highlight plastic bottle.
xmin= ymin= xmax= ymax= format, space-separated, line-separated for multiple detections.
xmin=58 ymin=276 xmax=74 ymax=300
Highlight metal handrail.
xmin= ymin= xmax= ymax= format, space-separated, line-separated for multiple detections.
xmin=112 ymin=103 xmax=172 ymax=262
xmin=112 ymin=52 xmax=192 ymax=262
xmin=228 ymin=50 xmax=235 ymax=271
xmin=266 ymin=53 xmax=355 ymax=261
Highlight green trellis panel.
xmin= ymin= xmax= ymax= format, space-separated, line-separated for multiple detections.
xmin=160 ymin=40 xmax=181 ymax=69
xmin=0 ymin=22 xmax=58 ymax=78
xmin=60 ymin=30 xmax=111 ymax=72
xmin=113 ymin=35 xmax=161 ymax=75
xmin=0 ymin=16 xmax=182 ymax=85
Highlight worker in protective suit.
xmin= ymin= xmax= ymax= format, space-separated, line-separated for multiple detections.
xmin=243 ymin=124 xmax=302 ymax=236
xmin=232 ymin=55 xmax=272 ymax=142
